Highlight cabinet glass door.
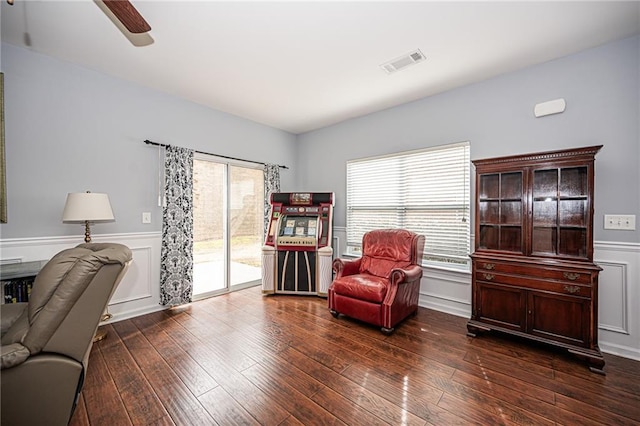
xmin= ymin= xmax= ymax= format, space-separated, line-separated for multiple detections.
xmin=532 ymin=169 xmax=558 ymax=255
xmin=478 ymin=172 xmax=523 ymax=253
xmin=558 ymin=167 xmax=588 ymax=258
xmin=532 ymin=167 xmax=589 ymax=258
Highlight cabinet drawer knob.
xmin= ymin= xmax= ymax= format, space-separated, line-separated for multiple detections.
xmin=483 ymin=273 xmax=494 ymax=281
xmin=564 ymin=285 xmax=581 ymax=294
xmin=483 ymin=263 xmax=495 ymax=270
xmin=564 ymin=272 xmax=580 ymax=281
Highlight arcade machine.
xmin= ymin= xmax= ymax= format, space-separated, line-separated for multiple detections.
xmin=262 ymin=192 xmax=334 ymax=296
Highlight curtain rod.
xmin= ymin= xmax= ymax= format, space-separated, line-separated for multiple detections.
xmin=144 ymin=139 xmax=288 ymax=169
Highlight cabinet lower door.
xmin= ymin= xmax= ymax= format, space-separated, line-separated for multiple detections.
xmin=477 ymin=282 xmax=526 ymax=332
xmin=528 ymin=291 xmax=590 ymax=347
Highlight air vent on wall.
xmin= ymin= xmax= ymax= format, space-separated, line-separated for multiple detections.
xmin=380 ymin=49 xmax=426 ymax=74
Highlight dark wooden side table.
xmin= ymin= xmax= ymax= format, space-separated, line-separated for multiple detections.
xmin=0 ymin=260 xmax=48 ymax=303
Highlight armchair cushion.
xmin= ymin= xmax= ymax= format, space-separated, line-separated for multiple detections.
xmin=329 ymin=274 xmax=388 ymax=303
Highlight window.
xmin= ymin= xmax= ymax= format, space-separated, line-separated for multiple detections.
xmin=346 ymin=141 xmax=470 ymax=270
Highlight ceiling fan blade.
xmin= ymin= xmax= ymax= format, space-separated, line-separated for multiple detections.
xmin=102 ymin=0 xmax=151 ymax=34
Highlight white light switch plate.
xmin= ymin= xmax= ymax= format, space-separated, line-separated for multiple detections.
xmin=142 ymin=212 xmax=151 ymax=224
xmin=604 ymin=214 xmax=636 ymax=230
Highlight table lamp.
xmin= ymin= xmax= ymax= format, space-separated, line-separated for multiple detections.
xmin=62 ymin=191 xmax=116 ymax=342
xmin=62 ymin=191 xmax=115 ymax=242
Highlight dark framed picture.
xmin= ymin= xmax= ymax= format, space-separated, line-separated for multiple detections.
xmin=0 ymin=72 xmax=6 ymax=223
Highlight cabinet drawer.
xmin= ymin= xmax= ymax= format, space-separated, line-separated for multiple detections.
xmin=474 ymin=260 xmax=593 ymax=284
xmin=475 ymin=271 xmax=592 ymax=298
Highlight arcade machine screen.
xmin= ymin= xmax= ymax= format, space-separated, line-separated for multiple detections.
xmin=280 ymin=217 xmax=317 ymax=238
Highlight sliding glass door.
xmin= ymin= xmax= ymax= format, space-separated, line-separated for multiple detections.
xmin=228 ymin=166 xmax=263 ymax=287
xmin=192 ymin=156 xmax=263 ymax=298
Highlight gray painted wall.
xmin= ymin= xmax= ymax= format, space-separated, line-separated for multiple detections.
xmin=2 ymin=36 xmax=639 ymax=244
xmin=297 ymin=36 xmax=640 ymax=244
xmin=0 ymin=44 xmax=297 ymax=239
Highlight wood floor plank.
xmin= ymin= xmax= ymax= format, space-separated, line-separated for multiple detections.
xmin=309 ymin=387 xmax=391 ymax=426
xmin=73 ymin=286 xmax=640 ymax=426
xmin=111 ymin=320 xmax=216 ymax=425
xmin=197 ymin=386 xmax=256 ymax=426
xmin=256 ymin=351 xmax=326 ymax=398
xmin=131 ymin=312 xmax=219 ymax=397
xmin=464 ymin=345 xmax=555 ymax=379
xmin=277 ymin=415 xmax=307 ymax=426
xmin=76 ymin=344 xmax=131 ymax=426
xmin=450 ymin=369 xmax=571 ymax=424
xmin=341 ymin=362 xmax=448 ymax=422
xmin=554 ymin=392 xmax=640 ymax=426
xmin=171 ymin=305 xmax=262 ymax=371
xmin=411 ymin=368 xmax=555 ymax=425
xmin=242 ymin=362 xmax=347 ymax=425
xmin=95 ymin=324 xmax=171 ymax=425
xmin=157 ymin=311 xmax=291 ymax=425
xmin=365 ymin=342 xmax=457 ymax=380
xmin=445 ymin=351 xmax=557 ymax=404
xmin=436 ymin=392 xmax=526 ymax=426
xmin=280 ymin=346 xmax=428 ymax=425
xmin=553 ymin=381 xmax=640 ymax=423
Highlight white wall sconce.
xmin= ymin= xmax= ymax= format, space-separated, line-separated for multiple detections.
xmin=534 ymin=98 xmax=566 ymax=118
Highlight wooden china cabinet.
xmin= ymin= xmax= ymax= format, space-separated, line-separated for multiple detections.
xmin=467 ymin=145 xmax=605 ymax=374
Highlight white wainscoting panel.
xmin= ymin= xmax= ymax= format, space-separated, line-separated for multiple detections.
xmin=0 ymin=232 xmax=163 ymax=323
xmin=597 ymin=261 xmax=628 ymax=335
xmin=595 ymin=241 xmax=640 ymax=360
xmin=420 ymin=267 xmax=472 ymax=318
xmin=332 ymin=227 xmax=345 ymax=259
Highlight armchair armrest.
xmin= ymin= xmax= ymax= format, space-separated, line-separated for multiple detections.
xmin=389 ymin=264 xmax=423 ymax=286
xmin=1 ymin=303 xmax=28 ymax=336
xmin=1 ymin=342 xmax=30 ymax=369
xmin=332 ymin=257 xmax=362 ymax=278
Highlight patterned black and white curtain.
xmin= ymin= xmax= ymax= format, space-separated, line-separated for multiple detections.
xmin=160 ymin=145 xmax=194 ymax=306
xmin=263 ymin=164 xmax=280 ymax=238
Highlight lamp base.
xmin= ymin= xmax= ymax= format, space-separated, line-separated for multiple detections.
xmin=84 ymin=220 xmax=92 ymax=243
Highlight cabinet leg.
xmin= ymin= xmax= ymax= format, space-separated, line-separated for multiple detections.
xmin=568 ymin=348 xmax=606 ymax=375
xmin=466 ymin=323 xmax=478 ymax=337
xmin=587 ymin=357 xmax=606 ymax=375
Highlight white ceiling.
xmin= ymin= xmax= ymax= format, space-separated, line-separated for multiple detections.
xmin=2 ymin=1 xmax=639 ymax=134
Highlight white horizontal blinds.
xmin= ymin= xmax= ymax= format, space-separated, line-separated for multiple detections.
xmin=346 ymin=142 xmax=470 ymax=267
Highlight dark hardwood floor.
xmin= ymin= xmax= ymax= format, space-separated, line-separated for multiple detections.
xmin=70 ymin=286 xmax=640 ymax=425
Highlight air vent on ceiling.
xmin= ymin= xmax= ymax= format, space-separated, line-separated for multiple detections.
xmin=380 ymin=49 xmax=426 ymax=74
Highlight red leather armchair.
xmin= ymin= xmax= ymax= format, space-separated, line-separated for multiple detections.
xmin=328 ymin=229 xmax=425 ymax=334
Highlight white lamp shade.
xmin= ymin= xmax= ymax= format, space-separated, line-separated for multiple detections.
xmin=62 ymin=192 xmax=115 ymax=223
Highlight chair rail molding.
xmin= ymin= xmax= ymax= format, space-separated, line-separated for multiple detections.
xmin=0 ymin=232 xmax=163 ymax=322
